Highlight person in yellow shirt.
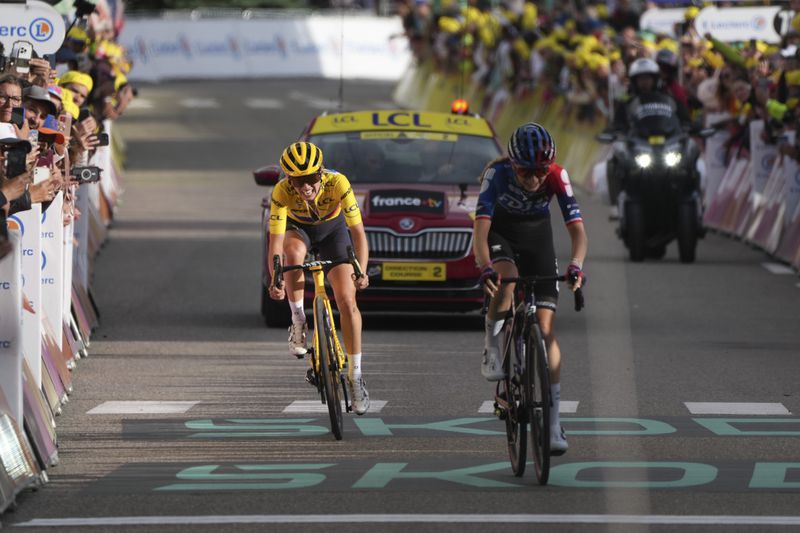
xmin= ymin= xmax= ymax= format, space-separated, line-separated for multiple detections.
xmin=268 ymin=141 xmax=371 ymax=414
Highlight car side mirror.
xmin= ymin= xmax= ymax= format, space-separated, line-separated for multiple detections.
xmin=253 ymin=164 xmax=281 ymax=186
xmin=596 ymin=132 xmax=616 ymax=144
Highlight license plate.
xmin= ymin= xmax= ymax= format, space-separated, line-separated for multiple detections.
xmin=381 ymin=262 xmax=446 ymax=281
xmin=648 ymin=135 xmax=665 ymax=145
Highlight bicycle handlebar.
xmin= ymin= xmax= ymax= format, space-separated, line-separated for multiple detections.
xmin=481 ymin=274 xmax=585 ymax=313
xmin=271 ymin=246 xmax=364 ymax=289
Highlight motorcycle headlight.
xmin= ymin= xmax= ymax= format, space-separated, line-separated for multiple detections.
xmin=664 ymin=151 xmax=682 ymax=167
xmin=634 ymin=153 xmax=652 ymax=168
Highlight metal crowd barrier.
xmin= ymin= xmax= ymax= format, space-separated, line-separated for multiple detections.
xmin=0 ymin=122 xmax=123 ymax=514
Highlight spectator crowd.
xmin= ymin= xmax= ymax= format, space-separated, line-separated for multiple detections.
xmin=1 ymin=0 xmax=135 ymax=264
xmin=398 ymin=0 xmax=800 ymax=167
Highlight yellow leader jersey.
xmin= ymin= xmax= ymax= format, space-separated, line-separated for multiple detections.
xmin=269 ymin=170 xmax=362 ymax=234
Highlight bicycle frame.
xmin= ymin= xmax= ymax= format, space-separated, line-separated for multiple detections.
xmin=271 ymin=247 xmax=365 ymax=437
xmin=306 ymin=264 xmax=347 ymax=378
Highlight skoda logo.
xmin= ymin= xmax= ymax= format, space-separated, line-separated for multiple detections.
xmin=399 ymin=217 xmax=415 ymax=231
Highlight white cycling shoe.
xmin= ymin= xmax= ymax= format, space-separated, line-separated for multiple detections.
xmin=347 ymin=375 xmax=370 ymax=415
xmin=288 ymin=322 xmax=308 ymax=358
xmin=481 ymin=347 xmax=505 ymax=381
xmin=550 ymin=425 xmax=568 ymax=456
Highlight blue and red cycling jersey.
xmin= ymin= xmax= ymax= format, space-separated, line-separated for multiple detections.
xmin=475 ymin=160 xmax=583 ymax=225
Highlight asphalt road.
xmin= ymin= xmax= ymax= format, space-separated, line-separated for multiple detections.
xmin=3 ymin=78 xmax=800 ymax=532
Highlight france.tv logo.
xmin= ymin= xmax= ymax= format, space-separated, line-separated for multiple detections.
xmin=29 ymin=18 xmax=54 ymax=42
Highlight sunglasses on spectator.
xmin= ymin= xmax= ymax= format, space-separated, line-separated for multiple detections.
xmin=289 ymin=172 xmax=322 ymax=187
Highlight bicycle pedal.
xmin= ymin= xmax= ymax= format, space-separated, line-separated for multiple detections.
xmin=305 ymin=368 xmax=318 ymax=387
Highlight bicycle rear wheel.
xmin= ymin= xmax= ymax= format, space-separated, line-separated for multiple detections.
xmin=315 ymin=297 xmax=343 ymax=440
xmin=527 ymin=322 xmax=551 ymax=485
xmin=504 ymin=316 xmax=527 ymax=477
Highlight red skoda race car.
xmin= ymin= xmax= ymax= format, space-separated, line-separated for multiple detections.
xmin=254 ymin=109 xmax=502 ymax=326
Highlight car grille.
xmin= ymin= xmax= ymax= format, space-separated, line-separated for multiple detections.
xmin=366 ymin=228 xmax=472 ymax=259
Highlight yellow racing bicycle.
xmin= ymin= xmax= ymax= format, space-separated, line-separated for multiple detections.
xmin=271 ymin=247 xmax=364 ymax=440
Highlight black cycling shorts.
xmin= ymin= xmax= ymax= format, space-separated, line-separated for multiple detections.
xmin=287 ymin=213 xmax=352 ymax=263
xmin=488 ymin=213 xmax=559 ymax=311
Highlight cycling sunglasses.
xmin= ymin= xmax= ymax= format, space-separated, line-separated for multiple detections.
xmin=513 ymin=164 xmax=549 ymax=180
xmin=289 ymin=172 xmax=322 ymax=187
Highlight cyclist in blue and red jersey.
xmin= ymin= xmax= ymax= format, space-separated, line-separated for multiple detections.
xmin=472 ymin=122 xmax=588 ymax=454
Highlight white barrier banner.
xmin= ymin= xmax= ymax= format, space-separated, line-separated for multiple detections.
xmin=119 ymin=15 xmax=410 ymax=82
xmin=640 ymin=8 xmax=686 ymax=38
xmin=63 ymin=221 xmax=74 ymax=327
xmin=0 ymin=234 xmax=23 ymax=423
xmin=749 ymin=120 xmax=779 ymax=194
xmin=92 ymin=143 xmax=115 ymax=205
xmin=783 ymin=132 xmax=800 ymax=226
xmin=7 ymin=208 xmax=42 ymax=388
xmin=694 ymin=6 xmax=783 ymax=43
xmin=41 ymin=194 xmax=65 ymax=350
xmin=703 ymin=113 xmax=731 ymax=205
xmin=72 ymin=185 xmax=90 ymax=291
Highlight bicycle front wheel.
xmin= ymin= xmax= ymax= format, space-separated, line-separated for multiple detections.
xmin=527 ymin=322 xmax=551 ymax=485
xmin=504 ymin=316 xmax=527 ymax=477
xmin=315 ymin=297 xmax=343 ymax=441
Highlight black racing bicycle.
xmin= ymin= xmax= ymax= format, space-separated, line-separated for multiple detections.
xmin=489 ymin=274 xmax=584 ymax=485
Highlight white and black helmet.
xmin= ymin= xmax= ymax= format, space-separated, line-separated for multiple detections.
xmin=628 ymin=57 xmax=660 ymax=78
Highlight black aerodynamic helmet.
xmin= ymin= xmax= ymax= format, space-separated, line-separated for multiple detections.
xmin=508 ymin=122 xmax=556 ymax=168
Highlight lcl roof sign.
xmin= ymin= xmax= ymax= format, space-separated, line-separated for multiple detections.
xmin=0 ymin=0 xmax=66 ymax=55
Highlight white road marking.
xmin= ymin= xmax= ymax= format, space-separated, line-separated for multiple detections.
xmin=87 ymin=401 xmax=199 ymax=415
xmin=126 ymin=99 xmax=154 ymax=109
xmin=244 ymin=98 xmax=283 ymax=109
xmin=478 ymin=400 xmax=578 ymax=414
xmin=288 ymin=90 xmax=337 ymax=110
xmin=283 ymin=400 xmax=386 ymax=413
xmin=761 ymin=262 xmax=796 ymax=275
xmin=179 ymin=98 xmax=219 ymax=109
xmin=16 ymin=514 xmax=800 ymax=527
xmin=684 ymin=402 xmax=791 ymax=415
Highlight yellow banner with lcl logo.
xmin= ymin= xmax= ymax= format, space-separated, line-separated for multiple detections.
xmin=310 ymin=110 xmax=493 ymax=137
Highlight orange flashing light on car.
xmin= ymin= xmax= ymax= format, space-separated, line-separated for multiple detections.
xmin=451 ymin=98 xmax=469 ymax=115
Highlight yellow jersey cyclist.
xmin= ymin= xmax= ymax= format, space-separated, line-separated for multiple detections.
xmin=473 ymin=123 xmax=588 ymax=453
xmin=267 ymin=141 xmax=371 ymax=414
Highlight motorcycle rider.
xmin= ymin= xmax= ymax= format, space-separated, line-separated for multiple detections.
xmin=606 ymin=57 xmax=692 ymax=216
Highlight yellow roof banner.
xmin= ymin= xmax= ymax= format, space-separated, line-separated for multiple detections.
xmin=310 ymin=110 xmax=494 ymax=137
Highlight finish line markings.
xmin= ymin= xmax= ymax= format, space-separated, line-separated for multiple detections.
xmin=761 ymin=262 xmax=796 ymax=275
xmin=684 ymin=402 xmax=791 ymax=415
xmin=87 ymin=401 xmax=200 ymax=415
xmin=15 ymin=514 xmax=800 ymax=527
xmin=478 ymin=400 xmax=579 ymax=414
xmin=283 ymin=400 xmax=387 ymax=414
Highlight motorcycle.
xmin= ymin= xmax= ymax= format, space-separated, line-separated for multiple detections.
xmin=598 ymin=115 xmax=714 ymax=263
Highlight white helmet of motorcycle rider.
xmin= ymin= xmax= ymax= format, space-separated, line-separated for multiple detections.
xmin=628 ymin=57 xmax=660 ymax=94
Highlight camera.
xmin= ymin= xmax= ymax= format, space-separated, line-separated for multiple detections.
xmin=70 ymin=165 xmax=102 ymax=184
xmin=74 ymin=0 xmax=97 ymax=17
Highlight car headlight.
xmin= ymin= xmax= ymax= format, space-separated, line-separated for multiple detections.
xmin=634 ymin=153 xmax=652 ymax=168
xmin=664 ymin=151 xmax=682 ymax=167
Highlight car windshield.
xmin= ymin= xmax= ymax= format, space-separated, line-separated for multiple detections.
xmin=308 ymin=131 xmax=501 ymax=184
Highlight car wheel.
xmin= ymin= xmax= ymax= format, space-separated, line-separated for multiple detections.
xmin=677 ymin=201 xmax=698 ymax=264
xmin=625 ymin=200 xmax=646 ymax=262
